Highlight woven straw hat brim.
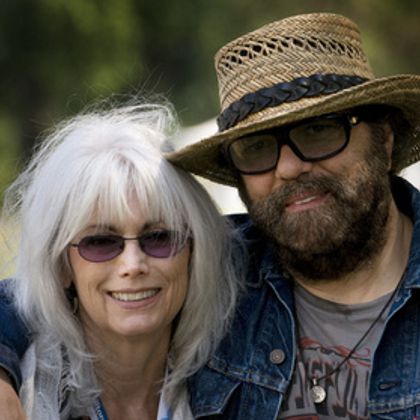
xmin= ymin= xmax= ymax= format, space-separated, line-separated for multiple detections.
xmin=168 ymin=74 xmax=420 ymax=187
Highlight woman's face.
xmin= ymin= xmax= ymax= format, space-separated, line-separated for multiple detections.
xmin=67 ymin=199 xmax=190 ymax=346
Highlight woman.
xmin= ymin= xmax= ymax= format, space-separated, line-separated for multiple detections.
xmin=2 ymin=102 xmax=244 ymax=419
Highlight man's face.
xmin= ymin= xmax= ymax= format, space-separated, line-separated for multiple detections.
xmin=240 ymin=120 xmax=394 ymax=280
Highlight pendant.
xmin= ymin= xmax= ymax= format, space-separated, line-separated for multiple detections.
xmin=310 ymin=378 xmax=326 ymax=404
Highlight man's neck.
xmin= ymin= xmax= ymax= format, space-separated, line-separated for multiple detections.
xmin=292 ymin=201 xmax=413 ymax=304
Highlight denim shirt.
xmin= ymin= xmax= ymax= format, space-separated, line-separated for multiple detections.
xmin=0 ymin=177 xmax=419 ymax=419
xmin=188 ymin=177 xmax=420 ymax=419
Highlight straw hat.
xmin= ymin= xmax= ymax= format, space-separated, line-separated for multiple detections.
xmin=168 ymin=13 xmax=420 ymax=186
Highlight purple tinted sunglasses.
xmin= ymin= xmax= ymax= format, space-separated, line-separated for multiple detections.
xmin=70 ymin=229 xmax=186 ymax=262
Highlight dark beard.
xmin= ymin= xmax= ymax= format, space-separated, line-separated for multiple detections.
xmin=245 ymin=139 xmax=392 ymax=280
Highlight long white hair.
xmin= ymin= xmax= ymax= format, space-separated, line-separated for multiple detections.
xmin=3 ymin=102 xmax=244 ymax=418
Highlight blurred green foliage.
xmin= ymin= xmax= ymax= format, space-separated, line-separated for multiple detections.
xmin=0 ymin=0 xmax=419 ymax=199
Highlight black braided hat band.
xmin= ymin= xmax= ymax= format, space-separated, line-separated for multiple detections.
xmin=217 ymin=73 xmax=368 ymax=131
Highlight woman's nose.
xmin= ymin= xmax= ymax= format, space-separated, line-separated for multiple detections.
xmin=118 ymin=240 xmax=150 ymax=277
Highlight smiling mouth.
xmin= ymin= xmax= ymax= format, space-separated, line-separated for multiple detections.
xmin=285 ymin=193 xmax=320 ymax=207
xmin=283 ymin=191 xmax=330 ymax=212
xmin=292 ymin=195 xmax=318 ymax=205
xmin=110 ymin=289 xmax=160 ymax=302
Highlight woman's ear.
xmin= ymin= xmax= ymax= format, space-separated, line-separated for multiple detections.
xmin=62 ymin=274 xmax=72 ymax=289
xmin=64 ymin=283 xmax=79 ymax=315
xmin=62 ymin=249 xmax=75 ymax=288
xmin=63 ymin=276 xmax=72 ymax=288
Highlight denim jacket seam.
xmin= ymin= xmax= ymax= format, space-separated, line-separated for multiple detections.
xmin=206 ymin=364 xmax=286 ymax=392
xmin=192 ymin=382 xmax=242 ymax=414
xmin=368 ymin=393 xmax=420 ymax=412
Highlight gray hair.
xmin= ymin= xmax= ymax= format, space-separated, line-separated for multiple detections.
xmin=3 ymin=102 xmax=244 ymax=416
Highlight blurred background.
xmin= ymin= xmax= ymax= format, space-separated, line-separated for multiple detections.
xmin=0 ymin=0 xmax=419 ymax=270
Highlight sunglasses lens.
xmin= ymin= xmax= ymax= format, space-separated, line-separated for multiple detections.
xmin=78 ymin=235 xmax=123 ymax=262
xmin=139 ymin=230 xmax=180 ymax=258
xmin=229 ymin=134 xmax=278 ymax=174
xmin=289 ymin=117 xmax=347 ymax=160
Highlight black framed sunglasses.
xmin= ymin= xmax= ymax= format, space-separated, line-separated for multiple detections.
xmin=70 ymin=229 xmax=187 ymax=263
xmin=224 ymin=112 xmax=361 ymax=175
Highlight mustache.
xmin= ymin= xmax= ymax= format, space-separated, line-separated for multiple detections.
xmin=255 ymin=175 xmax=346 ymax=210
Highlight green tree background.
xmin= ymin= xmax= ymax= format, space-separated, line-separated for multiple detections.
xmin=0 ymin=0 xmax=419 ymax=197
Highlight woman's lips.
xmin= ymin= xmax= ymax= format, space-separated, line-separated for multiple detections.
xmin=108 ymin=288 xmax=161 ymax=305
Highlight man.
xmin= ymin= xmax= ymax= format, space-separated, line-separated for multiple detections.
xmin=169 ymin=12 xmax=420 ymax=419
xmin=1 ymin=12 xmax=420 ymax=419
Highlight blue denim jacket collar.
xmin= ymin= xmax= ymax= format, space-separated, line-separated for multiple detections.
xmin=387 ymin=177 xmax=420 ymax=317
xmin=189 ymin=176 xmax=420 ymax=419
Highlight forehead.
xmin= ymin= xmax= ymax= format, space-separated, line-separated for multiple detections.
xmin=85 ymin=195 xmax=158 ymax=230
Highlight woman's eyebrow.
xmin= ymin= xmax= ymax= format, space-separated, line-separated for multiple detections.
xmin=81 ymin=224 xmax=117 ymax=233
xmin=142 ymin=221 xmax=164 ymax=229
xmin=82 ymin=219 xmax=164 ymax=234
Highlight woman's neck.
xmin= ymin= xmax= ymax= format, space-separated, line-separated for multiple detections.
xmin=83 ymin=324 xmax=171 ymax=419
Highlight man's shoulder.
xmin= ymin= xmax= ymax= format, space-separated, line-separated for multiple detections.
xmin=226 ymin=213 xmax=264 ymax=242
xmin=226 ymin=212 xmax=251 ymax=228
xmin=226 ymin=212 xmax=288 ymax=281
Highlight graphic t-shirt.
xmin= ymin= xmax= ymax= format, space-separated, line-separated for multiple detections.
xmin=279 ymin=284 xmax=392 ymax=420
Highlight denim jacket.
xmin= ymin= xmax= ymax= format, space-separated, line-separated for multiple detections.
xmin=188 ymin=177 xmax=420 ymax=419
xmin=0 ymin=177 xmax=419 ymax=419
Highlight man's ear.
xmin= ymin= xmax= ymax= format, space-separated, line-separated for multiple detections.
xmin=383 ymin=123 xmax=394 ymax=170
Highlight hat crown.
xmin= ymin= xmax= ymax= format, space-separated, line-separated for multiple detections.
xmin=215 ymin=13 xmax=375 ymax=111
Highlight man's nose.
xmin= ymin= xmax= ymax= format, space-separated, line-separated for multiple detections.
xmin=274 ymin=144 xmax=313 ymax=180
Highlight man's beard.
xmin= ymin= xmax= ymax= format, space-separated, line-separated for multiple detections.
xmin=243 ymin=138 xmax=392 ymax=281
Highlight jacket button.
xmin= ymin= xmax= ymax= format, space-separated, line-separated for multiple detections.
xmin=269 ymin=349 xmax=285 ymax=364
